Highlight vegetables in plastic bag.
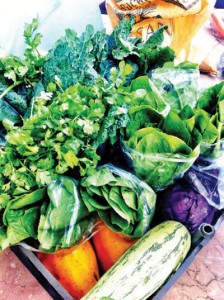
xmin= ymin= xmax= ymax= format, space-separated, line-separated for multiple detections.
xmin=183 ymin=81 xmax=224 ymax=209
xmin=38 ymin=176 xmax=96 ymax=253
xmin=80 ymin=164 xmax=156 ymax=238
xmin=122 ymin=127 xmax=200 ymax=191
xmin=157 ymin=180 xmax=216 ymax=234
xmin=150 ymin=61 xmax=200 ymax=113
xmin=184 ymin=139 xmax=224 ymax=209
xmin=196 ymin=81 xmax=224 ymax=143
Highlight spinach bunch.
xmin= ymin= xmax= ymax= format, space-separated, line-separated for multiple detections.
xmin=0 ymin=188 xmax=46 ymax=250
xmin=38 ymin=176 xmax=95 ymax=253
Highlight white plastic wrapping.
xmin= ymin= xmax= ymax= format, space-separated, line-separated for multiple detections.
xmin=0 ymin=0 xmax=103 ymax=57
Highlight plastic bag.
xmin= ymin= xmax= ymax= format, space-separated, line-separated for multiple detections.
xmin=121 ymin=141 xmax=200 ymax=192
xmin=150 ymin=64 xmax=201 ymax=113
xmin=184 ymin=139 xmax=224 ymax=210
xmin=37 ymin=175 xmax=96 ymax=253
xmin=0 ymin=0 xmax=103 ymax=57
xmin=80 ymin=164 xmax=157 ymax=238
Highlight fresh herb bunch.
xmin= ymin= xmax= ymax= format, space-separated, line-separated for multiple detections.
xmin=0 ymin=75 xmax=131 ymax=196
xmin=0 ymin=18 xmax=44 ymax=87
xmin=0 ymin=18 xmax=45 ymax=145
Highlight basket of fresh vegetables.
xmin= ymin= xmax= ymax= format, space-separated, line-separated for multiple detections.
xmin=1 ymin=12 xmax=224 ymax=300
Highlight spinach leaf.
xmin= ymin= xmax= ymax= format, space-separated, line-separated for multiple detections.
xmin=0 ymin=188 xmax=46 ymax=250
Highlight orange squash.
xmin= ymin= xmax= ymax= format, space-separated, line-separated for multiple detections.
xmin=92 ymin=220 xmax=138 ymax=272
xmin=37 ymin=240 xmax=100 ymax=300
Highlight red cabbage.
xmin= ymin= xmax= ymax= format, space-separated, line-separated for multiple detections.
xmin=157 ymin=181 xmax=216 ymax=234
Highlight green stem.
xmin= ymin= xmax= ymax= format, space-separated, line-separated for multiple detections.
xmin=0 ymin=80 xmax=23 ymax=100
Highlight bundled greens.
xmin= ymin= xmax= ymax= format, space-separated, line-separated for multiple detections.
xmin=38 ymin=176 xmax=95 ymax=253
xmin=80 ymin=165 xmax=156 ymax=237
xmin=0 ymin=81 xmax=130 ymax=198
xmin=122 ymin=79 xmax=223 ymax=191
xmin=0 ymin=19 xmax=45 ymax=145
xmin=150 ymin=61 xmax=200 ymax=113
xmin=43 ymin=18 xmax=175 ymax=90
xmin=196 ymin=81 xmax=224 ymax=146
xmin=123 ymin=127 xmax=199 ymax=191
xmin=184 ymin=82 xmax=224 ymax=209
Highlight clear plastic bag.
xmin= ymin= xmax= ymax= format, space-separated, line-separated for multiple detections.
xmin=37 ymin=175 xmax=96 ymax=253
xmin=150 ymin=64 xmax=201 ymax=113
xmin=80 ymin=163 xmax=157 ymax=238
xmin=121 ymin=138 xmax=200 ymax=192
xmin=184 ymin=139 xmax=224 ymax=210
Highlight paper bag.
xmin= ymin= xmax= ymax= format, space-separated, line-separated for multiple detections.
xmin=106 ymin=0 xmax=212 ymax=62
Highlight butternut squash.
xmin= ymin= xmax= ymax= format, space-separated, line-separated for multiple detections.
xmin=92 ymin=220 xmax=138 ymax=272
xmin=37 ymin=240 xmax=100 ymax=300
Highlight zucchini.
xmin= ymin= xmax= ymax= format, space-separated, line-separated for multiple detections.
xmin=82 ymin=220 xmax=191 ymax=300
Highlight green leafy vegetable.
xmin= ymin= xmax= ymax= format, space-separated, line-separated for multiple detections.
xmin=43 ymin=26 xmax=105 ymax=89
xmin=0 ymin=188 xmax=46 ymax=250
xmin=0 ymin=18 xmax=45 ymax=144
xmin=0 ymin=100 xmax=21 ymax=123
xmin=38 ymin=176 xmax=95 ymax=253
xmin=150 ymin=62 xmax=200 ymax=113
xmin=0 ymin=82 xmax=27 ymax=115
xmin=137 ymin=26 xmax=175 ymax=74
xmin=80 ymin=165 xmax=156 ymax=237
xmin=123 ymin=127 xmax=200 ymax=191
xmin=43 ymin=18 xmax=175 ymax=90
xmin=197 ymin=81 xmax=224 ymax=142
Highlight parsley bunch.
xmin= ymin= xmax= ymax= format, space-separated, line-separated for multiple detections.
xmin=0 ymin=79 xmax=130 ymax=196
